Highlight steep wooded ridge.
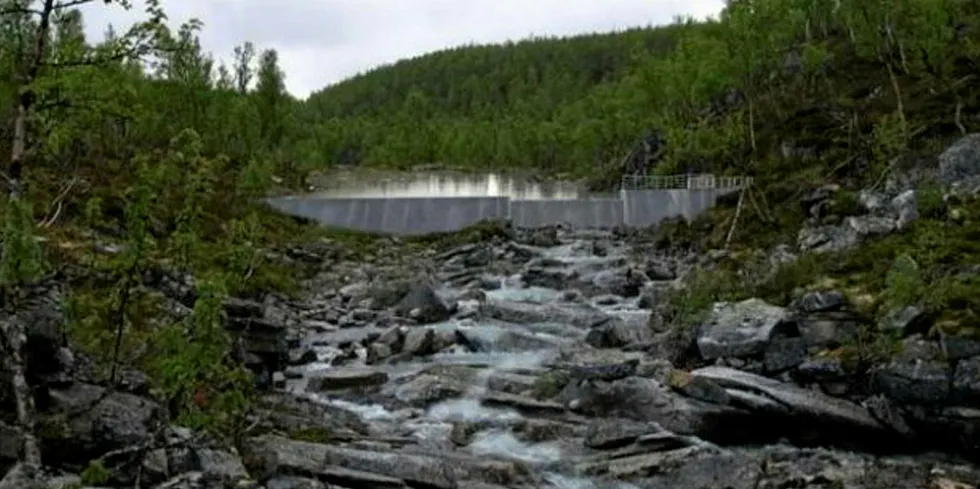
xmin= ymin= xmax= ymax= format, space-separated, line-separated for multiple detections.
xmin=299 ymin=25 xmax=695 ymax=175
xmin=2 ymin=0 xmax=980 ymax=488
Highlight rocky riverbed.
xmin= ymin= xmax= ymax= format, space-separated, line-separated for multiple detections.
xmin=2 ymin=226 xmax=979 ymax=489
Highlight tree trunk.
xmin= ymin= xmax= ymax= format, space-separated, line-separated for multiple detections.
xmin=2 ymin=318 xmax=42 ymax=466
xmin=9 ymin=101 xmax=27 ymax=198
xmin=3 ymin=0 xmax=57 ymax=469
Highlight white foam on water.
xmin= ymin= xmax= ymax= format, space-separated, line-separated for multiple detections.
xmin=292 ymin=235 xmax=655 ymax=489
xmin=427 ymin=398 xmax=523 ymax=423
xmin=486 ymin=285 xmax=562 ymax=303
xmin=401 ymin=419 xmax=454 ymax=441
xmin=323 ymin=397 xmax=398 ymax=422
xmin=468 ymin=429 xmax=563 ymax=463
xmin=429 ymin=349 xmax=556 ymax=371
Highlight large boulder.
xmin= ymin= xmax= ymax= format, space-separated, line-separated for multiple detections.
xmin=395 ymin=281 xmax=453 ymax=324
xmin=39 ymin=382 xmax=164 ymax=465
xmin=939 ymin=133 xmax=980 ymax=185
xmin=696 ymin=299 xmax=797 ymax=361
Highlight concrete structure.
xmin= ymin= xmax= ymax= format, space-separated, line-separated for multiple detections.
xmin=265 ymin=174 xmax=751 ymax=235
xmin=265 ymin=196 xmax=510 ymax=235
xmin=621 ymin=188 xmax=720 ymax=227
xmin=510 ymin=198 xmax=625 ymax=229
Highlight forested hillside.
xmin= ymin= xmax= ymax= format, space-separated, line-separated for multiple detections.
xmin=0 ymin=0 xmax=330 ymax=441
xmin=297 ymin=0 xmax=980 ymax=191
xmin=3 ymin=0 xmax=980 ymax=463
xmin=298 ymin=23 xmax=705 ymax=175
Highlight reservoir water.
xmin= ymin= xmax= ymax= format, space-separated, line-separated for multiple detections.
xmin=309 ymin=171 xmax=597 ymax=200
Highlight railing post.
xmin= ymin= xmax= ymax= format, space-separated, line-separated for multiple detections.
xmin=620 ymin=187 xmax=630 ymax=226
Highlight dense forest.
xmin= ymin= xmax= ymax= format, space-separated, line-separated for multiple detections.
xmin=299 ymin=24 xmax=698 ymax=175
xmin=2 ymin=0 xmax=980 ymax=452
xmin=298 ymin=0 xmax=980 ymax=190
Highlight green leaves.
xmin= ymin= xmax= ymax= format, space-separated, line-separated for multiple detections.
xmin=147 ymin=273 xmax=252 ymax=435
xmin=0 ymin=196 xmax=47 ymax=289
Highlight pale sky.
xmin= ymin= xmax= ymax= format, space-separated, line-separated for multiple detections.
xmin=79 ymin=0 xmax=725 ymax=99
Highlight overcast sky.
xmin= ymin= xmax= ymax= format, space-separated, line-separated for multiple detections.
xmin=79 ymin=0 xmax=725 ymax=99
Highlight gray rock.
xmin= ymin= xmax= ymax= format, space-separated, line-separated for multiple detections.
xmin=390 ymin=374 xmax=468 ymax=407
xmin=286 ymin=349 xmax=317 ymax=366
xmin=193 ymin=448 xmax=249 ymax=482
xmin=454 ymin=325 xmax=566 ymax=353
xmin=892 ymin=189 xmax=919 ymax=230
xmin=763 ymin=337 xmax=807 ymax=373
xmin=481 ymin=392 xmax=566 ymax=416
xmin=559 ymin=376 xmax=748 ymax=438
xmin=588 ymin=268 xmax=646 ymax=297
xmin=797 ymin=224 xmax=859 ymax=252
xmin=645 ymin=260 xmax=676 ymax=281
xmin=878 ymin=306 xmax=927 ymax=335
xmin=847 ymin=215 xmax=896 ymax=237
xmin=396 ymin=281 xmax=452 ymax=324
xmin=583 ymin=419 xmax=662 ymax=449
xmin=568 ymin=359 xmax=639 ymax=382
xmin=243 ymin=435 xmax=527 ymax=488
xmin=668 ymin=370 xmax=731 ymax=406
xmin=527 ymin=227 xmax=560 ymax=247
xmin=305 ymin=368 xmax=389 ymax=392
xmin=796 ymin=311 xmax=860 ymax=347
xmin=0 ymin=422 xmax=21 ymax=463
xmin=791 ymin=290 xmax=846 ymax=313
xmin=637 ymin=283 xmax=663 ymax=309
xmin=402 ymin=327 xmax=437 ymax=356
xmin=692 ymin=366 xmax=884 ymax=432
xmin=584 ymin=316 xmax=653 ymax=349
xmin=696 ymin=299 xmax=796 ymax=360
xmin=870 ymin=337 xmax=951 ymax=405
xmin=255 ymin=394 xmax=369 ymax=437
xmin=951 ymin=356 xmax=980 ymax=404
xmin=620 ymin=449 xmax=762 ymax=489
xmin=939 ymin=133 xmax=980 ymax=185
xmin=521 ymin=266 xmax=575 ymax=290
xmin=795 ymin=356 xmax=850 ymax=385
xmin=480 ymin=299 xmax=608 ymax=328
xmin=365 ymin=342 xmax=393 ymax=364
xmin=43 ymin=382 xmax=163 ymax=463
xmin=264 ymin=475 xmax=326 ymax=489
xmin=940 ymin=335 xmax=980 ymax=361
xmin=485 ymin=371 xmax=538 ymax=395
xmin=0 ymin=464 xmax=43 ymax=489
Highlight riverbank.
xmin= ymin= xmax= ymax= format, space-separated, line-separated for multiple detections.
xmin=6 ymin=225 xmax=977 ymax=489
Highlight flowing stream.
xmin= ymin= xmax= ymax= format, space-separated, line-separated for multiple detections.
xmin=289 ymin=236 xmax=648 ymax=488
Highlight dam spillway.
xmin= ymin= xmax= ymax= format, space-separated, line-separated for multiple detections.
xmin=264 ymin=174 xmax=751 ymax=235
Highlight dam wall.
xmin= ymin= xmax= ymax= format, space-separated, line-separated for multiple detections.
xmin=621 ymin=189 xmax=720 ymax=228
xmin=264 ymin=196 xmax=510 ymax=235
xmin=264 ymin=174 xmax=751 ymax=235
xmin=509 ymin=198 xmax=625 ymax=229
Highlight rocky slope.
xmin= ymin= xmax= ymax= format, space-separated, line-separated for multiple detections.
xmin=3 ymin=220 xmax=978 ymax=489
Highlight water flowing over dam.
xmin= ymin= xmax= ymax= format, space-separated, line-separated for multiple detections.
xmin=265 ymin=174 xmax=751 ymax=235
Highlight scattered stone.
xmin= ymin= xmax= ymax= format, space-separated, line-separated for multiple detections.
xmin=305 ymin=368 xmax=389 ymax=392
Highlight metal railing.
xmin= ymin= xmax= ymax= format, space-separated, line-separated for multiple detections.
xmin=620 ymin=174 xmax=753 ymax=190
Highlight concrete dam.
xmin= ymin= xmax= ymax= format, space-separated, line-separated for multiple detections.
xmin=265 ymin=174 xmax=751 ymax=235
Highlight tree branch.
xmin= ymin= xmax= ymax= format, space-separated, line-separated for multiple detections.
xmin=53 ymin=0 xmax=97 ymax=9
xmin=40 ymin=176 xmax=78 ymax=228
xmin=1 ymin=0 xmax=97 ymax=16
xmin=35 ymin=97 xmax=136 ymax=120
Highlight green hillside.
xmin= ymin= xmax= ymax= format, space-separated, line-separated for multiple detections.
xmin=297 ymin=22 xmax=706 ymax=177
xmin=2 ymin=0 xmax=980 ymax=449
xmin=296 ymin=0 xmax=980 ymax=339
